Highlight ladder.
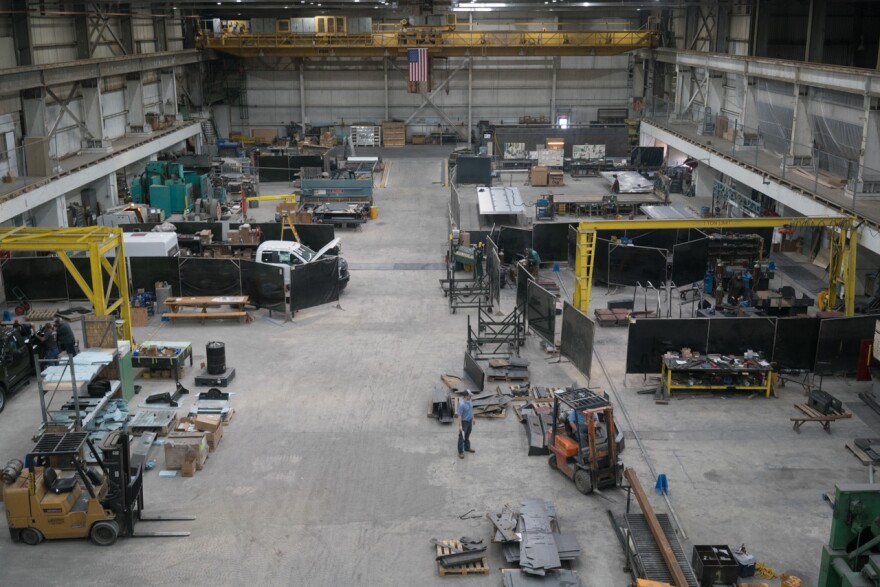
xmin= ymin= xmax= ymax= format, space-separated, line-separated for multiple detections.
xmin=573 ymin=229 xmax=596 ymax=313
xmin=280 ymin=212 xmax=301 ymax=243
xmin=201 ymin=119 xmax=217 ymax=145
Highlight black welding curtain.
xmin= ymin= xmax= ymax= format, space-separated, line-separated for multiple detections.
xmin=240 ymin=261 xmax=286 ymax=311
xmin=289 ymin=257 xmax=340 ymax=312
xmin=560 ymin=302 xmax=595 ymax=378
xmin=129 ymin=257 xmax=181 ymax=295
xmin=2 ymin=257 xmax=69 ymax=301
xmin=527 ymin=281 xmax=556 ymax=344
xmin=179 ymin=258 xmax=242 ymax=296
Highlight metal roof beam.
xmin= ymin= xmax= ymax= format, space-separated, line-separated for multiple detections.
xmin=0 ymin=49 xmax=211 ymax=96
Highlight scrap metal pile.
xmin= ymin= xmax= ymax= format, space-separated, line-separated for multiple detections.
xmin=489 ymin=498 xmax=584 ymax=585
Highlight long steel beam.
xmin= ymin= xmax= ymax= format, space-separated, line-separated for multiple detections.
xmin=0 ymin=49 xmax=209 ymax=96
xmin=624 ymin=468 xmax=688 ymax=587
xmin=643 ymin=47 xmax=880 ymax=97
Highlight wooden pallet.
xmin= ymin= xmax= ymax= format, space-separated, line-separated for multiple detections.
xmin=129 ymin=409 xmax=178 ymax=436
xmin=26 ymin=309 xmax=58 ymax=321
xmin=436 ymin=540 xmax=490 ymax=577
xmin=846 ymin=441 xmax=880 ymax=466
xmin=487 ymin=374 xmax=529 ymax=383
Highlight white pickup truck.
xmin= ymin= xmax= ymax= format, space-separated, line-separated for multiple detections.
xmin=256 ymin=239 xmax=350 ymax=295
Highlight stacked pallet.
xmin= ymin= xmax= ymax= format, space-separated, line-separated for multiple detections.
xmin=382 ymin=121 xmax=405 ymax=147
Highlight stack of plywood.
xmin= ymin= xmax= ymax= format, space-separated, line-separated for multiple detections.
xmin=382 ymin=121 xmax=405 ymax=147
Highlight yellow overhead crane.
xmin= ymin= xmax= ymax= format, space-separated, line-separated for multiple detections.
xmin=0 ymin=227 xmax=134 ymax=344
xmin=572 ymin=216 xmax=859 ymax=317
xmin=198 ymin=20 xmax=659 ymax=58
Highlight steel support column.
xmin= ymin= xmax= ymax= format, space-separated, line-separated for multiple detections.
xmin=125 ymin=73 xmax=149 ymax=134
xmin=80 ymin=80 xmax=109 ymax=150
xmin=160 ymin=70 xmax=178 ymax=120
xmin=299 ymin=60 xmax=306 ymax=135
xmin=467 ymin=56 xmax=473 ymax=147
xmin=550 ymin=57 xmax=557 ymax=125
xmin=383 ymin=57 xmax=389 ymax=121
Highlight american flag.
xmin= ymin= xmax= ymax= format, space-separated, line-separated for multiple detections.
xmin=408 ymin=48 xmax=430 ymax=93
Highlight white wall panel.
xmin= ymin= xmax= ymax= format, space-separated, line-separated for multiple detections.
xmin=236 ymin=55 xmax=633 ymax=133
xmin=102 ymin=90 xmax=126 ymax=140
xmin=31 ymin=16 xmax=77 ymax=64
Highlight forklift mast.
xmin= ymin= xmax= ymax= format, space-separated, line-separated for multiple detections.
xmin=100 ymin=431 xmax=142 ymax=538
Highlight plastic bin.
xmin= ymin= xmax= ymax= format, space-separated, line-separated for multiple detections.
xmin=692 ymin=545 xmax=740 ymax=587
xmin=733 ymin=547 xmax=756 ymax=578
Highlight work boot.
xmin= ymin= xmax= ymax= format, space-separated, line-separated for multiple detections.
xmin=466 ymin=448 xmax=475 ymax=453
xmin=459 ymin=453 xmax=464 ymax=459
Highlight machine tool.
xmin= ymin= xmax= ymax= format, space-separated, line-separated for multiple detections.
xmin=819 ymin=484 xmax=880 ymax=586
xmin=132 ymin=161 xmax=193 ymax=215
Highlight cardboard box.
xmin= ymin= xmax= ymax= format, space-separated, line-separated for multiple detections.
xmin=197 ymin=229 xmax=213 ymax=245
xmin=548 ymin=171 xmax=564 ymax=186
xmin=164 ymin=432 xmax=208 ymax=470
xmin=194 ymin=415 xmax=222 ymax=433
xmin=176 ymin=416 xmax=224 ymax=451
xmin=130 ymin=306 xmax=149 ymax=327
xmin=530 ymin=166 xmax=550 ymax=186
xmin=411 ymin=134 xmax=426 ymax=145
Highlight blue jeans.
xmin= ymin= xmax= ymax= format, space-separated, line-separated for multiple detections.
xmin=458 ymin=419 xmax=473 ymax=454
xmin=45 ymin=348 xmax=60 ymax=366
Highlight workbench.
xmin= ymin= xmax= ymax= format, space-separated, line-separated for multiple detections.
xmin=131 ymin=341 xmax=194 ymax=385
xmin=163 ymin=296 xmax=250 ymax=323
xmin=660 ymin=354 xmax=775 ymax=398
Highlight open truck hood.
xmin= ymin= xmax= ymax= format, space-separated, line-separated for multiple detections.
xmin=313 ymin=238 xmax=341 ymax=260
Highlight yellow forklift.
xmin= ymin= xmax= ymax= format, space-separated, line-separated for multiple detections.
xmin=547 ymin=388 xmax=623 ymax=494
xmin=1 ymin=431 xmax=192 ymax=545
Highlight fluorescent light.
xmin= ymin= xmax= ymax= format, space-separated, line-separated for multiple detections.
xmin=452 ymin=6 xmax=493 ymax=10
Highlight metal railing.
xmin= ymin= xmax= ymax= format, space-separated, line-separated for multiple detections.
xmin=643 ymin=96 xmax=880 ymax=224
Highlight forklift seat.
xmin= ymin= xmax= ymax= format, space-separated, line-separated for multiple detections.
xmin=42 ymin=468 xmax=78 ymax=494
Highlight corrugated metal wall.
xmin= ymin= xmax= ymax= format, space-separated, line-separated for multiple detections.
xmin=232 ymin=55 xmax=631 ymax=134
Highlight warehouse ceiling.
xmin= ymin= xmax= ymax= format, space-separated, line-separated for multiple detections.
xmin=139 ymin=0 xmax=678 ymax=17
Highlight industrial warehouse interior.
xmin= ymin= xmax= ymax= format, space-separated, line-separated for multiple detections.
xmin=3 ymin=0 xmax=880 ymax=586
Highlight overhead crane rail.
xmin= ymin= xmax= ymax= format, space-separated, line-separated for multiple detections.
xmin=198 ymin=21 xmax=659 ymax=58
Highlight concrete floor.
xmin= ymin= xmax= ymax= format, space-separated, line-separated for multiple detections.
xmin=0 ymin=147 xmax=873 ymax=586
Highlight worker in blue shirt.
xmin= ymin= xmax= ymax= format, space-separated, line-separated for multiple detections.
xmin=568 ymin=409 xmax=606 ymax=446
xmin=457 ymin=390 xmax=475 ymax=459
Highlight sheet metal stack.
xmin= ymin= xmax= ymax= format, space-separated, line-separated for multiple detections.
xmin=516 ymin=400 xmax=554 ymax=456
xmin=463 ymin=387 xmax=513 ymax=417
xmin=489 ymin=499 xmax=583 ymax=585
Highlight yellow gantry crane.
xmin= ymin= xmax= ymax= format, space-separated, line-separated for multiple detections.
xmin=0 ymin=227 xmax=134 ymax=344
xmin=573 ymin=216 xmax=858 ymax=317
xmin=198 ymin=20 xmax=659 ymax=58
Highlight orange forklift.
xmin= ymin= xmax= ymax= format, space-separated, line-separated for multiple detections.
xmin=547 ymin=388 xmax=623 ymax=494
xmin=1 ymin=431 xmax=192 ymax=545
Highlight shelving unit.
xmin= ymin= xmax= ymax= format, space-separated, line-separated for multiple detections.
xmin=351 ymin=125 xmax=382 ymax=147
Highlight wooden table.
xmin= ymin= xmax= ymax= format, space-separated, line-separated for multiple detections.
xmin=791 ymin=403 xmax=851 ymax=433
xmin=163 ymin=296 xmax=249 ymax=323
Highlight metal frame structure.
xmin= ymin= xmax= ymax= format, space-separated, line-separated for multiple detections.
xmin=466 ymin=301 xmax=525 ymax=359
xmin=574 ymin=216 xmax=858 ymax=316
xmin=0 ymin=227 xmax=133 ymax=343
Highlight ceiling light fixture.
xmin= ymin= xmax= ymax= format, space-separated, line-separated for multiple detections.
xmin=452 ymin=6 xmax=494 ymax=10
